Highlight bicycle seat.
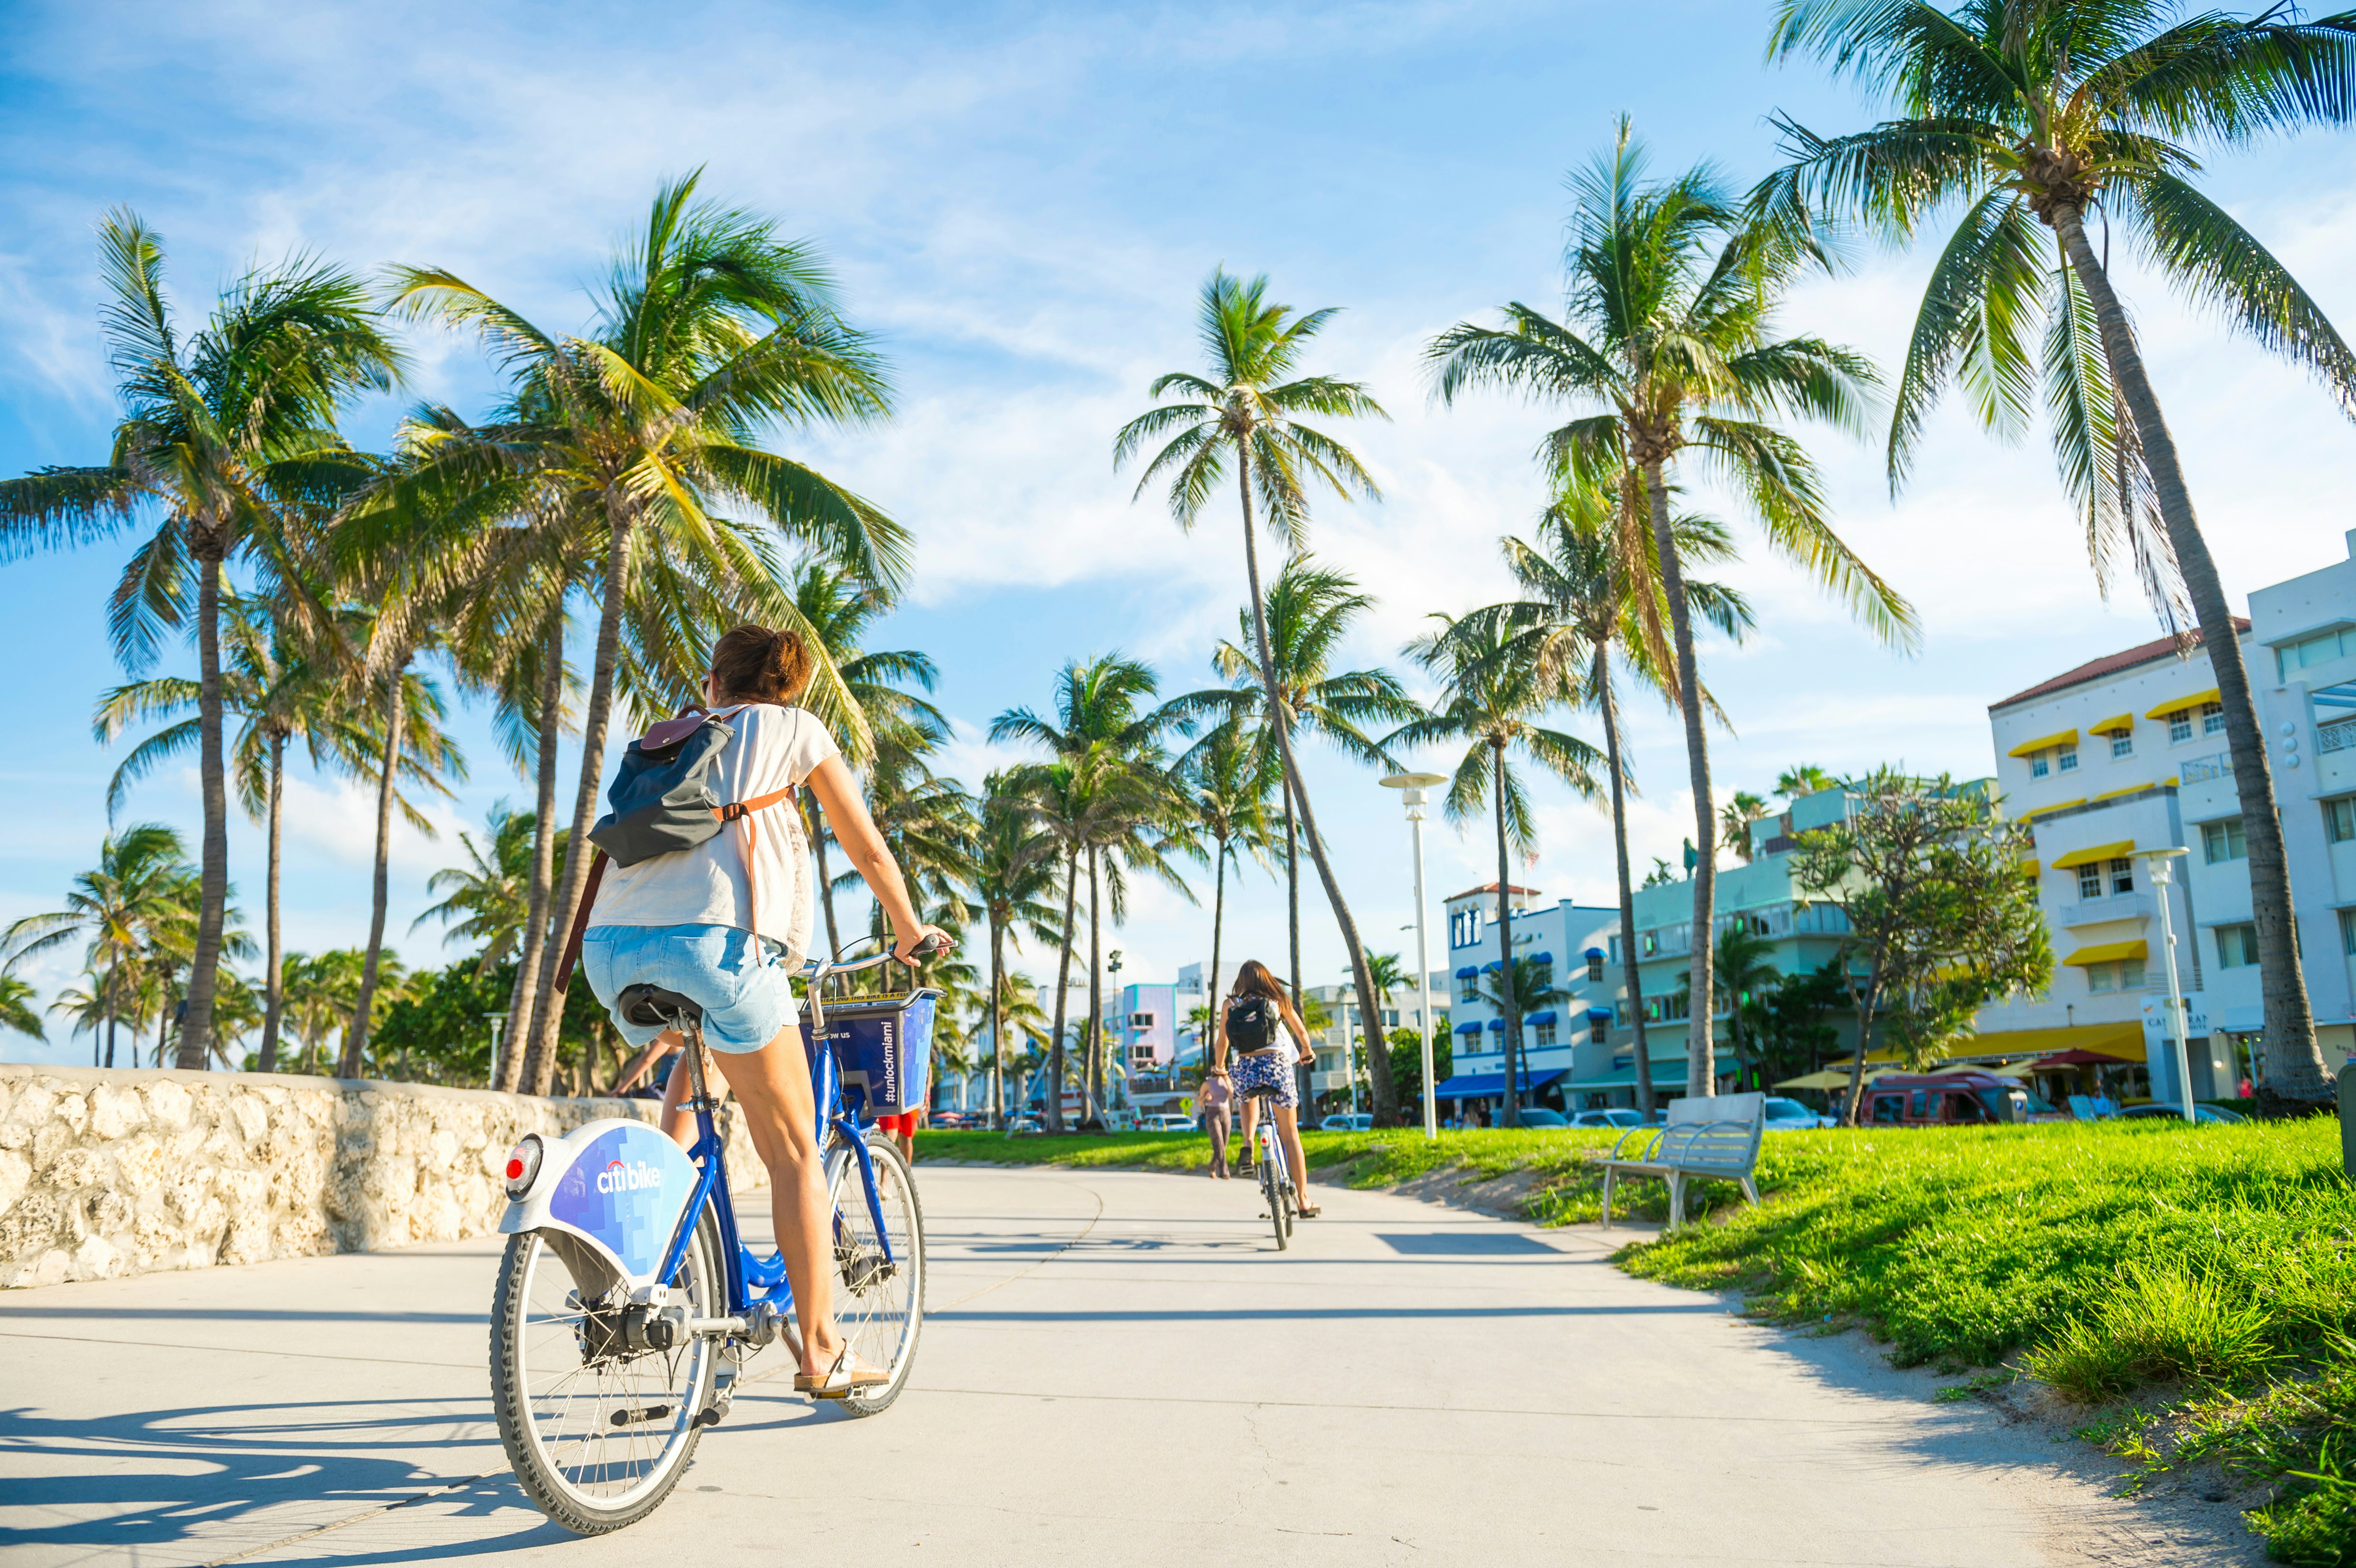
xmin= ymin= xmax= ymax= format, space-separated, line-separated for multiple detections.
xmin=617 ymin=983 xmax=704 ymax=1030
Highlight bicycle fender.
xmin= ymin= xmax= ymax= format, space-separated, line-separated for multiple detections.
xmin=498 ymin=1117 xmax=701 ymax=1289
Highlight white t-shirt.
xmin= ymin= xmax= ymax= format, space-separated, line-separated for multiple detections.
xmin=588 ymin=704 xmax=841 ymax=963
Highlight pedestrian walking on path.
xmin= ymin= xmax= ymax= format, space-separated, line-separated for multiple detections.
xmin=1210 ymin=960 xmax=1319 ymax=1217
xmin=1199 ymin=1067 xmax=1233 ymax=1177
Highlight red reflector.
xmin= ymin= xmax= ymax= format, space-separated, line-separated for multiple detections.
xmin=505 ymin=1159 xmax=524 ymax=1179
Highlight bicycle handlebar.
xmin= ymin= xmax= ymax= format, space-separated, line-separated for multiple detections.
xmin=802 ymin=932 xmax=950 ymax=979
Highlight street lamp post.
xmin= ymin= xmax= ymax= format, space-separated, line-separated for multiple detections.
xmin=2131 ymin=847 xmax=2196 ymax=1121
xmin=1382 ymin=771 xmax=1448 ymax=1140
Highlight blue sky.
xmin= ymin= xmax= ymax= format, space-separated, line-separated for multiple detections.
xmin=4 ymin=0 xmax=2354 ymax=1067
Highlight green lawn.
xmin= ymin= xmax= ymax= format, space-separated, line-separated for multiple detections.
xmin=921 ymin=1119 xmax=2356 ymax=1561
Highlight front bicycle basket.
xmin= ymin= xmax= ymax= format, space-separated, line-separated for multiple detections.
xmin=817 ymin=989 xmax=938 ymax=1118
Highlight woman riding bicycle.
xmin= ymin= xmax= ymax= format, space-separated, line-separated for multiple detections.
xmin=1205 ymin=960 xmax=1320 ymax=1218
xmin=576 ymin=622 xmax=951 ymax=1396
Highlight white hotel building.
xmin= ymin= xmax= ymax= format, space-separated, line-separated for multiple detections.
xmin=1975 ymin=529 xmax=2356 ymax=1093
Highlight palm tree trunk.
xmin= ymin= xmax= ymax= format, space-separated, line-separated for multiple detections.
xmin=178 ymin=549 xmax=229 ymax=1070
xmin=344 ymin=658 xmax=407 ymax=1078
xmin=1086 ymin=847 xmax=1103 ymax=1119
xmin=1232 ymin=460 xmax=1399 ymax=1122
xmin=1643 ymin=458 xmax=1717 ymax=1099
xmin=1283 ymin=785 xmax=1301 ymax=1007
xmin=989 ymin=917 xmax=1006 ymax=1128
xmin=1045 ymin=849 xmax=1078 ymax=1132
xmin=1595 ymin=647 xmax=1654 ymax=1121
xmin=1209 ymin=842 xmax=1228 ymax=1018
xmin=528 ymin=496 xmax=637 ymax=1095
xmin=504 ymin=613 xmax=565 ymax=1093
xmin=1491 ymin=740 xmax=1522 ymax=1128
xmin=1837 ymin=958 xmax=1887 ymax=1128
xmin=2050 ymin=204 xmax=2325 ymax=1102
xmin=258 ymin=732 xmax=286 ymax=1074
xmin=101 ymin=970 xmax=115 ymax=1070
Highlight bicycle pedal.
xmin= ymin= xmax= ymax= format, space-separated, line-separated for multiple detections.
xmin=694 ymin=1392 xmax=732 ymax=1428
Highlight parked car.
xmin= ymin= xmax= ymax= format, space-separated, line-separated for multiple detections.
xmin=1138 ymin=1113 xmax=1196 ymax=1131
xmin=1512 ymin=1108 xmax=1570 ymax=1128
xmin=2119 ymin=1102 xmax=2251 ymax=1125
xmin=1861 ymin=1073 xmax=2055 ymax=1127
xmin=1007 ymin=1116 xmax=1042 ymax=1133
xmin=1319 ymin=1112 xmax=1376 ymax=1131
xmin=1761 ymin=1096 xmax=1835 ymax=1130
xmin=1568 ymin=1108 xmax=1645 ymax=1130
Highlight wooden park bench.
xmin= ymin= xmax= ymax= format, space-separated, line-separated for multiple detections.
xmin=1597 ymin=1092 xmax=1765 ymax=1231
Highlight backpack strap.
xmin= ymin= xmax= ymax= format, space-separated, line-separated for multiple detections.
xmin=552 ymin=849 xmax=610 ymax=998
xmin=714 ymin=786 xmax=798 ymax=960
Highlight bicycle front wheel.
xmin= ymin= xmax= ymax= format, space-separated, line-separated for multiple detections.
xmin=1261 ymin=1147 xmax=1289 ymax=1251
xmin=490 ymin=1204 xmax=722 ymax=1533
xmin=826 ymin=1131 xmax=925 ymax=1416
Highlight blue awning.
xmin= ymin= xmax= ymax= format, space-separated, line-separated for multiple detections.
xmin=1583 ymin=946 xmax=1605 ymax=960
xmin=1585 ymin=1007 xmax=1614 ymax=1022
xmin=1485 ymin=1018 xmax=1506 ymax=1032
xmin=1433 ymin=1067 xmax=1568 ymax=1100
xmin=1453 ymin=965 xmax=1479 ymax=979
xmin=1525 ymin=1010 xmax=1558 ymax=1026
xmin=1481 ymin=960 xmax=1502 ymax=974
xmin=1531 ymin=951 xmax=1554 ymax=965
xmin=1455 ymin=1020 xmax=1482 ymax=1036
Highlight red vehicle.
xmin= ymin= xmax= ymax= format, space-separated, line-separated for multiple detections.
xmin=1862 ymin=1072 xmax=2052 ymax=1128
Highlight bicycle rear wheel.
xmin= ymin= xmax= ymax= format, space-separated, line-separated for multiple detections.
xmin=1260 ymin=1140 xmax=1289 ymax=1251
xmin=491 ymin=1203 xmax=722 ymax=1533
xmin=826 ymin=1131 xmax=925 ymax=1416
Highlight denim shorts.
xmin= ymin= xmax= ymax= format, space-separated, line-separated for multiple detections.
xmin=580 ymin=924 xmax=799 ymax=1054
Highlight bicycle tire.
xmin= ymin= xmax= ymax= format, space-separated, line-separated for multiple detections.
xmin=1261 ymin=1142 xmax=1288 ymax=1251
xmin=491 ymin=1203 xmax=722 ymax=1533
xmin=826 ymin=1131 xmax=925 ymax=1416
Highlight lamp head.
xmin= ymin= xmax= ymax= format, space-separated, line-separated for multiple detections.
xmin=2128 ymin=845 xmax=2190 ymax=884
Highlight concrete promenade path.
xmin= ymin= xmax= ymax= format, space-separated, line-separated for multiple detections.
xmin=1 ymin=1164 xmax=2231 ymax=1567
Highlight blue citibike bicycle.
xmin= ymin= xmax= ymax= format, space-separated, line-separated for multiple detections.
xmin=487 ymin=935 xmax=940 ymax=1533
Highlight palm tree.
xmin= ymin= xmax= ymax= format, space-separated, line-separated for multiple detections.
xmin=1776 ymin=764 xmax=1837 ymax=798
xmin=1425 ymin=120 xmax=1915 ymax=1097
xmin=1115 ymin=270 xmax=1406 ymax=1122
xmin=0 ymin=976 xmax=45 ymax=1044
xmin=1167 ymin=556 xmax=1418 ymax=1059
xmin=3 ymin=825 xmax=194 ymax=1069
xmin=992 ymin=655 xmax=1184 ymax=1130
xmin=1758 ymin=0 xmax=2356 ymax=1101
xmin=0 ymin=215 xmax=403 ymax=1068
xmin=387 ymin=172 xmax=906 ymax=1095
xmin=1680 ymin=923 xmax=1782 ymax=1090
xmin=1471 ymin=479 xmax=1753 ymax=1121
xmin=1172 ymin=718 xmax=1279 ymax=1018
xmin=969 ymin=778 xmax=1063 ymax=1129
xmin=415 ymin=804 xmax=541 ymax=975
xmin=93 ymin=596 xmax=393 ymax=1071
xmin=1720 ymin=791 xmax=1772 ymax=862
xmin=1393 ymin=616 xmax=1603 ymax=1126
xmin=1473 ymin=954 xmax=1571 ymax=1107
xmin=279 ymin=949 xmax=368 ymax=1075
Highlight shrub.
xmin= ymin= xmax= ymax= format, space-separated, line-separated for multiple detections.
xmin=2022 ymin=1261 xmax=2279 ymax=1401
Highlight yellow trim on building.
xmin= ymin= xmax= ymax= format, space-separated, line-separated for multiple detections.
xmin=2062 ymin=938 xmax=2149 ymax=967
xmin=2051 ymin=839 xmax=2134 ymax=869
xmin=2027 ymin=798 xmax=2086 ymax=818
xmin=2006 ymin=728 xmax=2079 ymax=758
xmin=1952 ymin=1021 xmax=2146 ymax=1061
xmin=2088 ymin=785 xmax=2155 ymax=804
xmin=2090 ymin=713 xmax=2134 ymax=735
xmin=2146 ymin=687 xmax=2221 ymax=720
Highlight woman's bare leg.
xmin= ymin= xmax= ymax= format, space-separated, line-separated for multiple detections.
xmin=1275 ymin=1103 xmax=1312 ymax=1208
xmin=708 ymin=1024 xmax=846 ymax=1378
xmin=1238 ymin=1096 xmax=1259 ymax=1161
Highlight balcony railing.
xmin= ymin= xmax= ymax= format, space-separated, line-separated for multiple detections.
xmin=2061 ymin=891 xmax=2152 ymax=928
xmin=2179 ymin=751 xmax=2233 ymax=783
xmin=2321 ymin=721 xmax=2356 ymax=756
xmin=1637 ymin=900 xmax=1849 ymax=958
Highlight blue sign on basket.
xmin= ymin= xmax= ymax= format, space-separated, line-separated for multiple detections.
xmin=821 ymin=990 xmax=938 ymax=1117
xmin=546 ymin=1122 xmax=698 ymax=1279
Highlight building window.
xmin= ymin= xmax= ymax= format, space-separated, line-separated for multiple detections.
xmin=1640 ymin=931 xmax=1660 ymax=957
xmin=1533 ymin=1019 xmax=1557 ymax=1048
xmin=2086 ymin=959 xmax=2147 ymax=994
xmin=2325 ymin=797 xmax=2356 ymax=843
xmin=1642 ymin=993 xmax=1691 ymax=1024
xmin=1457 ymin=975 xmax=1478 ymax=1004
xmin=1586 ymin=953 xmax=1605 ymax=983
xmin=2109 ymin=858 xmax=2135 ymax=895
xmin=2030 ymin=751 xmax=2051 ymax=778
xmin=2216 ymin=923 xmax=2259 ymax=968
xmin=2109 ymin=731 xmax=2134 ymax=759
xmin=2341 ymin=910 xmax=2356 ymax=956
xmin=2201 ymin=701 xmax=2227 ymax=736
xmin=1530 ymin=962 xmax=1552 ymax=994
xmin=2280 ymin=626 xmax=2356 ymax=677
xmin=2167 ymin=708 xmax=2193 ymax=744
xmin=2077 ymin=864 xmax=2103 ymax=899
xmin=2202 ymin=817 xmax=2248 ymax=863
xmin=1589 ymin=1015 xmax=1607 ymax=1043
xmin=1383 ymin=1009 xmax=1399 ymax=1028
xmin=1449 ymin=907 xmax=1483 ymax=948
xmin=2056 ymin=743 xmax=2079 ymax=772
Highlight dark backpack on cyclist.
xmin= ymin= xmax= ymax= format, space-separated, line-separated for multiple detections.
xmin=1225 ymin=994 xmax=1280 ymax=1055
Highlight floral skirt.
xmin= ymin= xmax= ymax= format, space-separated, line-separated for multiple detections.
xmin=1228 ymin=1049 xmax=1299 ymax=1108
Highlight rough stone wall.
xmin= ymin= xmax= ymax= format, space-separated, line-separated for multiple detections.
xmin=0 ymin=1066 xmax=768 ymax=1288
